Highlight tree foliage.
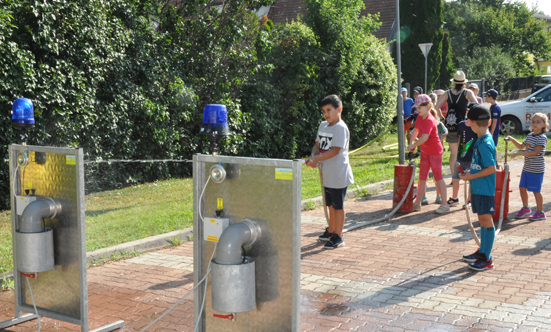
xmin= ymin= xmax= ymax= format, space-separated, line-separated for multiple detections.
xmin=456 ymin=45 xmax=516 ymax=91
xmin=437 ymin=32 xmax=455 ymax=88
xmin=444 ymin=0 xmax=551 ymax=76
xmin=399 ymin=0 xmax=446 ymax=90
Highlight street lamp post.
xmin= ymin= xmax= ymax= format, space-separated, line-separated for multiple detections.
xmin=396 ymin=0 xmax=405 ymax=165
xmin=418 ymin=43 xmax=433 ymax=94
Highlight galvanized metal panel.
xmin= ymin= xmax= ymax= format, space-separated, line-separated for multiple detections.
xmin=10 ymin=145 xmax=84 ymax=323
xmin=194 ymin=154 xmax=301 ymax=332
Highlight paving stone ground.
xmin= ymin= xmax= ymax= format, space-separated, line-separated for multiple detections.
xmin=1 ymin=156 xmax=551 ymax=331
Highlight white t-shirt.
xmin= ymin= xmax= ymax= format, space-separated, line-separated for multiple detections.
xmin=316 ymin=120 xmax=354 ymax=189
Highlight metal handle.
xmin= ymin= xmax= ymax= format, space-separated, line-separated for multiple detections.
xmin=455 ymin=161 xmax=465 ymax=176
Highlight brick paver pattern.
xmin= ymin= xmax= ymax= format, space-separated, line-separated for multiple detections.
xmin=1 ymin=156 xmax=551 ymax=331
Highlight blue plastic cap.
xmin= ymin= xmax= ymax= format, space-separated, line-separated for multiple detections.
xmin=12 ymin=98 xmax=35 ymax=129
xmin=200 ymin=104 xmax=230 ymax=136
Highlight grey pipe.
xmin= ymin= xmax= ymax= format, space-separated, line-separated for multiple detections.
xmin=215 ymin=219 xmax=261 ymax=265
xmin=20 ymin=198 xmax=61 ymax=233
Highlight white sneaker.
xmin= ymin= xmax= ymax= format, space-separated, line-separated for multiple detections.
xmin=435 ymin=205 xmax=450 ymax=214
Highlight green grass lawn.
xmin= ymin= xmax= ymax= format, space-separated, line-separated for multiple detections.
xmin=0 ymin=133 xmax=547 ymax=272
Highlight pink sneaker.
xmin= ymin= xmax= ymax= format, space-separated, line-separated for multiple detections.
xmin=529 ymin=211 xmax=546 ymax=221
xmin=516 ymin=207 xmax=531 ymax=219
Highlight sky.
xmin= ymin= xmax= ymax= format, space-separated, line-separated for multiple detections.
xmin=518 ymin=0 xmax=551 ymax=16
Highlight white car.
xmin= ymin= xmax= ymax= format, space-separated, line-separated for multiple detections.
xmin=500 ymin=85 xmax=551 ymax=135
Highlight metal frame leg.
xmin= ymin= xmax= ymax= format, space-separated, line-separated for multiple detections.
xmin=0 ymin=313 xmax=37 ymax=329
xmin=89 ymin=320 xmax=125 ymax=332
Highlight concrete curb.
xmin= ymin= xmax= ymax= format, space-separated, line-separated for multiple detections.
xmin=86 ymin=227 xmax=194 ymax=263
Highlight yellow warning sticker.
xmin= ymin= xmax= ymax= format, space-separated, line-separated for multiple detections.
xmin=66 ymin=155 xmax=76 ymax=165
xmin=217 ymin=198 xmax=223 ymax=209
xmin=207 ymin=235 xmax=219 ymax=242
xmin=210 ymin=218 xmax=216 ymax=223
xmin=275 ymin=168 xmax=293 ymax=180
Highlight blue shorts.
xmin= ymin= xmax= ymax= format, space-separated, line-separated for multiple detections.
xmin=519 ymin=171 xmax=544 ymax=193
xmin=324 ymin=187 xmax=347 ymax=210
xmin=471 ymin=194 xmax=495 ymax=216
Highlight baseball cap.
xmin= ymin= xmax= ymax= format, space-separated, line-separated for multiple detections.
xmin=413 ymin=86 xmax=423 ymax=94
xmin=434 ymin=89 xmax=445 ymax=95
xmin=483 ymin=89 xmax=499 ymax=98
xmin=467 ymin=104 xmax=491 ymax=121
xmin=401 ymin=87 xmax=408 ymax=92
xmin=467 ymin=83 xmax=479 ymax=90
xmin=413 ymin=94 xmax=431 ymax=108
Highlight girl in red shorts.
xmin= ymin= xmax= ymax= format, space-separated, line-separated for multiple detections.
xmin=407 ymin=94 xmax=450 ymax=214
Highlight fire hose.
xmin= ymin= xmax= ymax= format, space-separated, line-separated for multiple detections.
xmin=461 ymin=139 xmax=509 ymax=246
xmin=314 ymin=160 xmax=417 ymax=233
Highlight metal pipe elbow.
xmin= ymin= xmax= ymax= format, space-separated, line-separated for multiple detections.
xmin=20 ymin=198 xmax=62 ymax=233
xmin=215 ymin=219 xmax=261 ymax=265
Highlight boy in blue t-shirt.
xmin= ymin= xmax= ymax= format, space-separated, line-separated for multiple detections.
xmin=484 ymin=89 xmax=501 ymax=146
xmin=402 ymin=88 xmax=414 ymax=147
xmin=458 ymin=104 xmax=497 ymax=271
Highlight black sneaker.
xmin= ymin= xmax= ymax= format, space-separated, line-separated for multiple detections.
xmin=462 ymin=248 xmax=485 ymax=263
xmin=318 ymin=227 xmax=333 ymax=242
xmin=447 ymin=197 xmax=459 ymax=207
xmin=323 ymin=234 xmax=344 ymax=249
xmin=469 ymin=258 xmax=494 ymax=271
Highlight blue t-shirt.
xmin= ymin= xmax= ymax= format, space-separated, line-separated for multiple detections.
xmin=457 ymin=121 xmax=477 ymax=162
xmin=490 ymin=104 xmax=501 ymax=145
xmin=403 ymin=98 xmax=414 ymax=117
xmin=470 ymin=133 xmax=497 ymax=196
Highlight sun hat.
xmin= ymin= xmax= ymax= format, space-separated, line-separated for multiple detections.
xmin=401 ymin=87 xmax=408 ymax=92
xmin=467 ymin=83 xmax=479 ymax=90
xmin=450 ymin=70 xmax=468 ymax=84
xmin=483 ymin=89 xmax=499 ymax=98
xmin=434 ymin=89 xmax=445 ymax=95
xmin=467 ymin=104 xmax=490 ymax=121
xmin=413 ymin=94 xmax=432 ymax=108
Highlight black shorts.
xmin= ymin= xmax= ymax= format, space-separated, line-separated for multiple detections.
xmin=471 ymin=194 xmax=495 ymax=216
xmin=324 ymin=187 xmax=347 ymax=210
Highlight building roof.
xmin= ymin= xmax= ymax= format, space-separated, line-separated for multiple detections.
xmin=268 ymin=0 xmax=396 ymax=41
xmin=533 ymin=13 xmax=551 ymax=21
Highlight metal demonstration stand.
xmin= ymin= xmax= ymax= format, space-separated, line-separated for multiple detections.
xmin=1 ymin=144 xmax=123 ymax=332
xmin=193 ymin=154 xmax=302 ymax=332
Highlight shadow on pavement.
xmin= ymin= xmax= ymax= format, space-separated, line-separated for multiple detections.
xmin=319 ymin=264 xmax=475 ymax=317
xmin=148 ymin=272 xmax=194 ymax=290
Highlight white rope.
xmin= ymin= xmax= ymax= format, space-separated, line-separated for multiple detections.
xmin=319 ymin=165 xmax=330 ymax=227
xmin=26 ymin=277 xmax=41 ymax=332
xmin=343 ymin=161 xmax=417 ymax=232
xmin=12 ymin=164 xmax=20 ymax=198
xmin=464 ymin=180 xmax=481 ymax=247
xmin=194 ymin=243 xmax=218 ymax=332
xmin=139 ymin=262 xmax=213 ymax=332
xmin=198 ymin=176 xmax=211 ymax=223
xmin=84 ymin=159 xmax=192 ymax=165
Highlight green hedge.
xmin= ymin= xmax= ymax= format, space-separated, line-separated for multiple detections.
xmin=0 ymin=0 xmax=397 ymax=210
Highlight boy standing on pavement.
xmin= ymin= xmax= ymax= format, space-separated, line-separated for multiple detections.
xmin=402 ymin=88 xmax=414 ymax=146
xmin=484 ymin=89 xmax=501 ymax=146
xmin=306 ymin=95 xmax=354 ymax=249
xmin=459 ymin=104 xmax=498 ymax=271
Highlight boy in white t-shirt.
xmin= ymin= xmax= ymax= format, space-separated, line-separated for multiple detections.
xmin=306 ymin=95 xmax=354 ymax=249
